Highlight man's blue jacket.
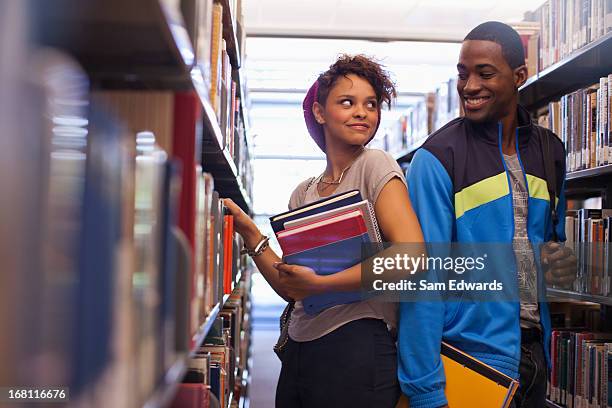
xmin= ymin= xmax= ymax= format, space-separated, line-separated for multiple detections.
xmin=399 ymin=105 xmax=567 ymax=408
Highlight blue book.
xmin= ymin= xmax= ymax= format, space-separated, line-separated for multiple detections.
xmin=284 ymin=233 xmax=370 ymax=315
xmin=278 ymin=208 xmax=374 ymax=315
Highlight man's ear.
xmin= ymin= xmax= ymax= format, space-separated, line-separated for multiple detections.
xmin=312 ymin=101 xmax=325 ymax=124
xmin=514 ymin=64 xmax=528 ymax=89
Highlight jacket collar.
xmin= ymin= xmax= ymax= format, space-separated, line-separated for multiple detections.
xmin=465 ymin=104 xmax=534 ymax=148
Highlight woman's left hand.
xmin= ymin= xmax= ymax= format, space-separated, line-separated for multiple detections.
xmin=274 ymin=262 xmax=327 ymax=301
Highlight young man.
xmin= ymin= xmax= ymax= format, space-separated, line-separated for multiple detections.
xmin=399 ymin=22 xmax=576 ymax=408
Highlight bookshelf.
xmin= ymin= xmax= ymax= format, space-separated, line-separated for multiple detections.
xmin=519 ymin=32 xmax=612 ymax=111
xmin=17 ymin=0 xmax=254 ymax=407
xmin=37 ymin=0 xmax=193 ymax=86
xmin=519 ymin=7 xmax=612 ymax=407
xmin=143 ymin=296 xmax=225 ymax=408
xmin=40 ymin=0 xmax=252 ymax=214
xmin=144 ymin=269 xmax=250 ymax=408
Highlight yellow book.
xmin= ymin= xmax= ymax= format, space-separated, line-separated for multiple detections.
xmin=395 ymin=342 xmax=518 ymax=408
xmin=210 ymin=3 xmax=223 ymax=116
xmin=441 ymin=342 xmax=519 ymax=408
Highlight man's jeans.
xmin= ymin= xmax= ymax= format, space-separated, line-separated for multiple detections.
xmin=512 ymin=327 xmax=548 ymax=408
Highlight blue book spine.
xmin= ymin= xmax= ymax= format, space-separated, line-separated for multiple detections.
xmin=284 ymin=232 xmax=369 ymax=315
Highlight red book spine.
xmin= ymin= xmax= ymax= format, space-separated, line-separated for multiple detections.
xmin=172 ymin=91 xmax=201 ymax=340
xmin=278 ymin=212 xmax=367 ymax=255
xmin=170 ymin=383 xmax=206 ymax=408
xmin=223 ymin=214 xmax=234 ymax=294
xmin=551 ymin=330 xmax=560 ymax=396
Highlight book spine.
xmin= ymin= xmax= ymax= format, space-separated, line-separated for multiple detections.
xmin=607 ymin=75 xmax=612 ymax=163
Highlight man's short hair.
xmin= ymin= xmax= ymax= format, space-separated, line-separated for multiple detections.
xmin=464 ymin=21 xmax=526 ymax=69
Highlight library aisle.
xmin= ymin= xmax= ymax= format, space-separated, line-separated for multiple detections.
xmin=1 ymin=1 xmax=612 ymax=408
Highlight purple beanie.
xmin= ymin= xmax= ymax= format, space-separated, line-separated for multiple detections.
xmin=302 ymin=79 xmax=382 ymax=152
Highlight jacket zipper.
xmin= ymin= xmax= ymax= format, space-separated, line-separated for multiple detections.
xmin=497 ymin=122 xmax=516 ymax=241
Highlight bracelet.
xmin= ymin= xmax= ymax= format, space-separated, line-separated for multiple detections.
xmin=241 ymin=235 xmax=270 ymax=257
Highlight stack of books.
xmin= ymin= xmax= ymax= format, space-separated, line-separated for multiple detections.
xmin=269 ymin=190 xmax=381 ymax=314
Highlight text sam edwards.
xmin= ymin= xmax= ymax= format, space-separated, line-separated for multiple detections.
xmin=372 ymin=279 xmax=504 ymax=291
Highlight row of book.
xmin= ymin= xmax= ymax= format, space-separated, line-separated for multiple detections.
xmin=192 ymin=171 xmax=250 ymax=341
xmin=172 ymin=283 xmax=252 ymax=408
xmin=383 ymin=98 xmax=430 ymax=156
xmin=509 ymin=22 xmax=541 ymax=78
xmin=548 ymin=328 xmax=612 ymax=408
xmin=564 ymin=209 xmax=612 ymax=296
xmin=537 ymin=73 xmax=612 ymax=172
xmin=432 ymin=77 xmax=462 ymax=133
xmin=209 ymin=0 xmax=253 ymax=193
xmin=1 ymin=46 xmax=252 ymax=407
xmin=179 ymin=0 xmax=253 ymax=193
xmin=529 ymin=0 xmax=612 ymax=72
xmin=383 ymin=79 xmax=460 ymax=158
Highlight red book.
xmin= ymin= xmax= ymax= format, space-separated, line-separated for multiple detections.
xmin=277 ymin=209 xmax=367 ymax=256
xmin=223 ymin=214 xmax=234 ymax=294
xmin=551 ymin=330 xmax=560 ymax=401
xmin=172 ymin=91 xmax=202 ymax=339
xmin=170 ymin=383 xmax=209 ymax=408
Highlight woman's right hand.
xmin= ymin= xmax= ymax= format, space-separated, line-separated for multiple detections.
xmin=223 ymin=197 xmax=262 ymax=248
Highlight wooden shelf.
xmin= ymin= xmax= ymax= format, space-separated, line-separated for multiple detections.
xmin=547 ymin=288 xmax=612 ymax=306
xmin=519 ymin=32 xmax=612 ymax=110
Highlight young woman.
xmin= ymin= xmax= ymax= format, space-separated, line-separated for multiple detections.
xmin=224 ymin=54 xmax=424 ymax=407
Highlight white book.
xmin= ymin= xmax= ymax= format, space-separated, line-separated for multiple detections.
xmin=597 ymin=87 xmax=603 ymax=166
xmin=607 ymin=0 xmax=612 ymax=32
xmin=607 ymin=75 xmax=612 ymax=164
xmin=601 ymin=78 xmax=609 ymax=164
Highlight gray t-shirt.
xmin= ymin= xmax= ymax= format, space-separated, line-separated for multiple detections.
xmin=287 ymin=148 xmax=405 ymax=342
xmin=503 ymin=153 xmax=540 ymax=328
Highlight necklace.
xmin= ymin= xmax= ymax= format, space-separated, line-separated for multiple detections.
xmin=317 ymin=147 xmax=365 ymax=186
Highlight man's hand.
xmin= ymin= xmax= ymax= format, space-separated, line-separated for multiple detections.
xmin=541 ymin=242 xmax=577 ymax=289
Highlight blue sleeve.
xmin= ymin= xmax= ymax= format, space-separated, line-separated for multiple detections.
xmin=398 ymin=148 xmax=454 ymax=408
xmin=555 ymin=178 xmax=567 ymax=242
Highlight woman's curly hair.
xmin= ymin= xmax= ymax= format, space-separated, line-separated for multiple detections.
xmin=316 ymin=54 xmax=397 ymax=109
